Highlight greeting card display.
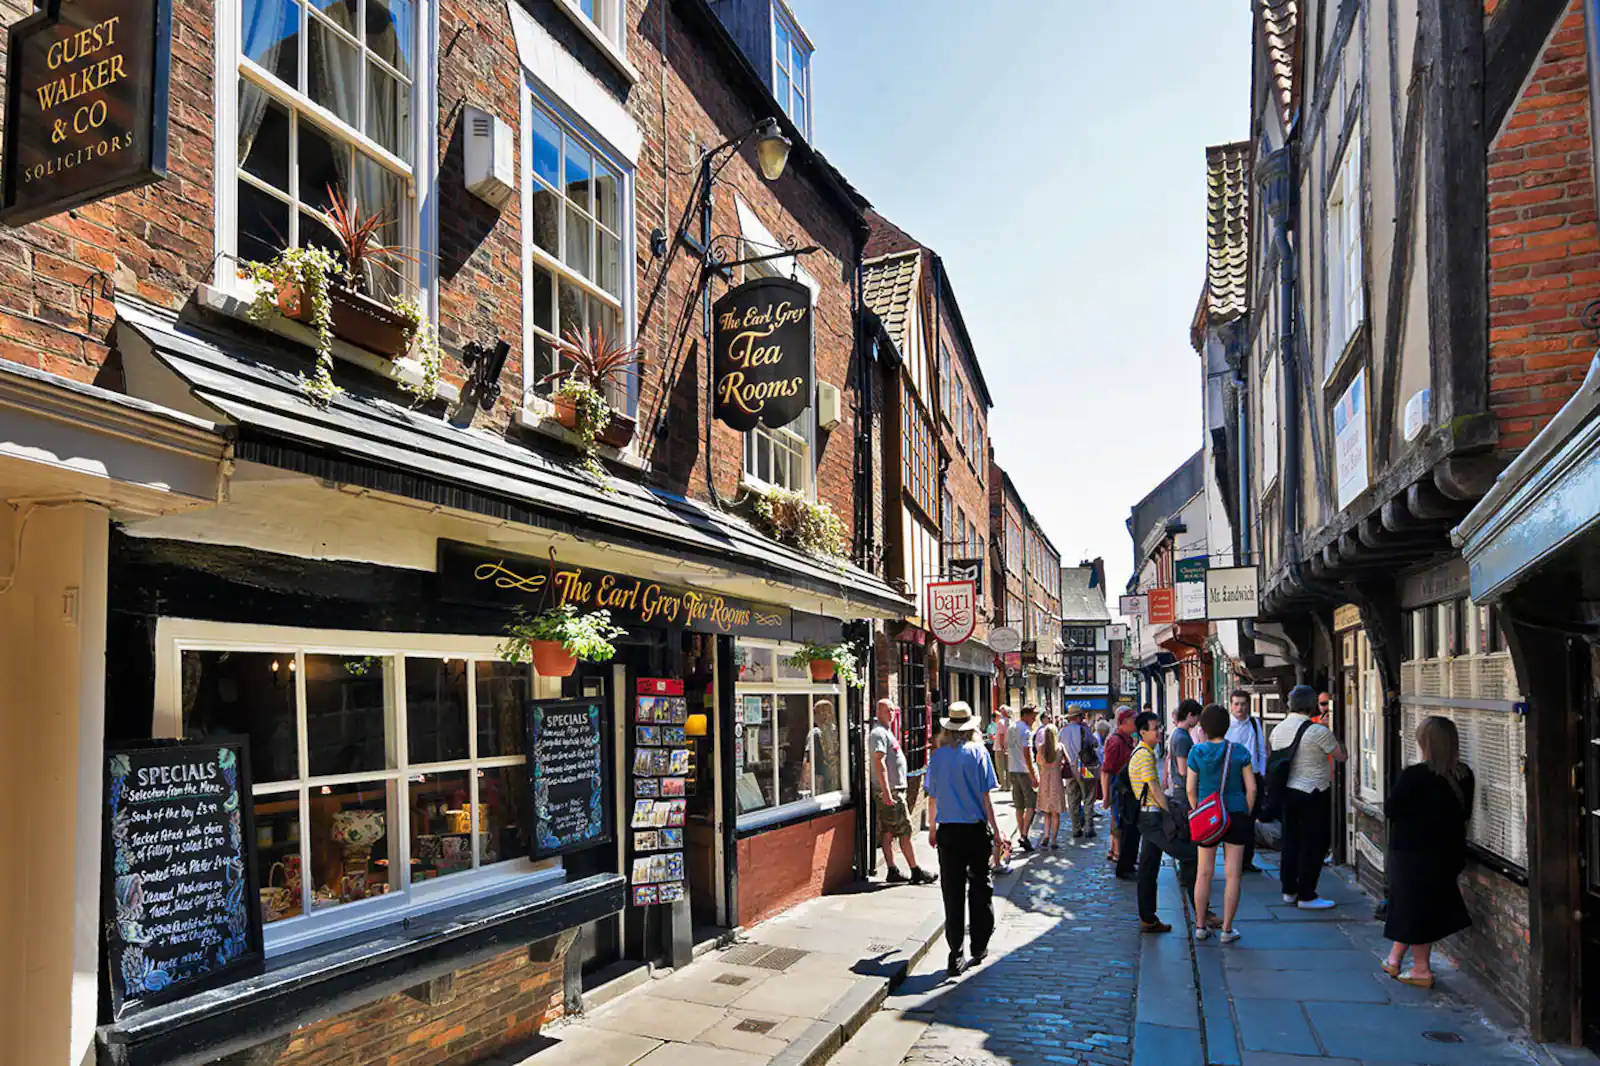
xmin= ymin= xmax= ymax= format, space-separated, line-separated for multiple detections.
xmin=630 ymin=678 xmax=689 ymax=907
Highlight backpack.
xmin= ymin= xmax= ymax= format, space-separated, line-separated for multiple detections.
xmin=1258 ymin=718 xmax=1313 ymax=824
xmin=1076 ymin=723 xmax=1099 ymax=770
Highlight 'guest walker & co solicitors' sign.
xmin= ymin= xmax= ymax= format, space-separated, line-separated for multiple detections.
xmin=2 ymin=0 xmax=171 ymax=224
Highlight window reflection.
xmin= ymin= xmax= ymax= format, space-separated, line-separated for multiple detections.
xmin=305 ymin=655 xmax=388 ymax=776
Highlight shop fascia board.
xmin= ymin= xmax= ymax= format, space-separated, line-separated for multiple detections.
xmin=0 ymin=358 xmax=228 ymax=516
xmin=123 ymin=470 xmax=907 ymax=623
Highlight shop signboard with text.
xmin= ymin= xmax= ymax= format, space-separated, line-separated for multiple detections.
xmin=1204 ymin=566 xmax=1259 ymax=620
xmin=438 ymin=540 xmax=791 ymax=639
xmin=926 ymin=580 xmax=976 ymax=645
xmin=711 ymin=276 xmax=814 ymax=431
xmin=947 ymin=557 xmax=983 ymax=601
xmin=1176 ymin=556 xmax=1208 ymax=620
xmin=1145 ymin=587 xmax=1176 ymax=625
xmin=2 ymin=0 xmax=171 ymax=224
xmin=1118 ymin=594 xmax=1146 ymax=621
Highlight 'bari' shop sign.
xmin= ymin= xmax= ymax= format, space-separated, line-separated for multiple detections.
xmin=1 ymin=0 xmax=170 ymax=225
xmin=438 ymin=540 xmax=792 ymax=639
xmin=711 ymin=276 xmax=814 ymax=431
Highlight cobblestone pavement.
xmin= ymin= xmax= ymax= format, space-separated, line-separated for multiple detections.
xmin=874 ymin=826 xmax=1142 ymax=1066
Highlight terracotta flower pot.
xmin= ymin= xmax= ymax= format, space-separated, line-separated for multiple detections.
xmin=552 ymin=393 xmax=580 ymax=430
xmin=598 ymin=410 xmax=636 ymax=449
xmin=809 ymin=659 xmax=836 ymax=683
xmin=276 ymin=280 xmax=413 ymax=358
xmin=530 ymin=639 xmax=578 ymax=678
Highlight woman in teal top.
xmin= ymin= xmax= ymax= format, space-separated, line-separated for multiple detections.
xmin=1185 ymin=704 xmax=1258 ymax=943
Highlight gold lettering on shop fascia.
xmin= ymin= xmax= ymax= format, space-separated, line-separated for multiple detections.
xmin=472 ymin=561 xmax=781 ymax=633
xmin=24 ymin=14 xmax=136 ymax=184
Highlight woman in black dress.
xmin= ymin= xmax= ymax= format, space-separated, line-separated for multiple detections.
xmin=1382 ymin=715 xmax=1475 ymax=988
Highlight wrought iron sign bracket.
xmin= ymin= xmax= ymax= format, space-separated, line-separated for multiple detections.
xmin=701 ymin=233 xmax=821 ymax=275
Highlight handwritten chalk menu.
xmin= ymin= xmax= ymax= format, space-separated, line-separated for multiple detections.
xmin=103 ymin=739 xmax=264 ymax=1017
xmin=526 ymin=699 xmax=613 ymax=859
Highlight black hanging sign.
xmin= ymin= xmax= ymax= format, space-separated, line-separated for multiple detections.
xmin=1 ymin=0 xmax=171 ymax=225
xmin=712 ymin=275 xmax=813 ymax=430
xmin=438 ymin=539 xmax=792 ymax=640
xmin=526 ymin=699 xmax=613 ymax=859
xmin=103 ymin=738 xmax=264 ymax=1018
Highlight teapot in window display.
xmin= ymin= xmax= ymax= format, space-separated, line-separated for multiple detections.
xmin=330 ymin=809 xmax=386 ymax=902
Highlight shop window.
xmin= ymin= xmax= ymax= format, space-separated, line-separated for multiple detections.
xmin=1356 ymin=630 xmax=1383 ymax=803
xmin=229 ymin=0 xmax=418 ymax=300
xmin=734 ymin=640 xmax=849 ymax=828
xmin=898 ymin=641 xmax=929 ymax=773
xmin=168 ymin=625 xmax=561 ymax=953
xmin=901 ymin=396 xmax=936 ymax=518
xmin=523 ymin=93 xmax=633 ymax=413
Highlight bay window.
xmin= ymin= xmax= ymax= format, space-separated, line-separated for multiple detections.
xmin=156 ymin=621 xmax=561 ymax=954
xmin=733 ymin=640 xmax=848 ymax=829
xmin=522 ymin=91 xmax=634 ymax=413
xmin=772 ymin=3 xmax=811 ymax=138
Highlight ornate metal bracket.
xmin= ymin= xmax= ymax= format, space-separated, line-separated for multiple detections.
xmin=1582 ymin=299 xmax=1600 ymax=336
xmin=461 ymin=338 xmax=510 ymax=411
xmin=702 ymin=232 xmax=820 ymax=273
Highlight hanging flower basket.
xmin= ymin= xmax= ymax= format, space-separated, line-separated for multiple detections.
xmin=809 ymin=658 xmax=836 ymax=683
xmin=529 ymin=640 xmax=579 ymax=678
xmin=499 ymin=604 xmax=627 ymax=677
xmin=785 ymin=642 xmax=863 ymax=688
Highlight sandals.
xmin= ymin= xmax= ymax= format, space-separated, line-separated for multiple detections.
xmin=1396 ymin=970 xmax=1435 ymax=988
xmin=1381 ymin=960 xmax=1400 ymax=977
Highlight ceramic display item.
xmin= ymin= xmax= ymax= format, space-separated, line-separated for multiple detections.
xmin=331 ymin=809 xmax=386 ymax=848
xmin=260 ymin=862 xmax=293 ymax=923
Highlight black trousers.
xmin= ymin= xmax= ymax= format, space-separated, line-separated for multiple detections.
xmin=1242 ymin=793 xmax=1258 ymax=868
xmin=1116 ymin=810 xmax=1142 ymax=877
xmin=936 ymin=822 xmax=995 ymax=955
xmin=1136 ymin=810 xmax=1197 ymax=923
xmin=1280 ymin=787 xmax=1332 ymax=900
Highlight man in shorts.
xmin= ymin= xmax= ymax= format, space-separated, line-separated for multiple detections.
xmin=1006 ymin=705 xmax=1040 ymax=852
xmin=870 ymin=698 xmax=936 ymax=884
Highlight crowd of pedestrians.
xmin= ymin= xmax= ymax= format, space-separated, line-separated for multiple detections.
xmin=905 ymin=684 xmax=1479 ymax=986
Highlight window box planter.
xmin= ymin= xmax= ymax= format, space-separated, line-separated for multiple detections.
xmin=598 ymin=411 xmax=636 ymax=449
xmin=275 ymin=281 xmax=412 ymax=359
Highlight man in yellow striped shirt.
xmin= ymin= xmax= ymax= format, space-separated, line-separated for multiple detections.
xmin=1131 ymin=710 xmax=1200 ymax=934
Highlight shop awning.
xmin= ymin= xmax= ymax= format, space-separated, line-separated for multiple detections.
xmin=113 ymin=298 xmax=913 ymax=618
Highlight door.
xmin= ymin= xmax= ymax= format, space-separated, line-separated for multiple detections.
xmin=1580 ymin=645 xmax=1600 ymax=1051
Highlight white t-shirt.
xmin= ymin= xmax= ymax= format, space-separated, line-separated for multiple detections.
xmin=1006 ymin=720 xmax=1034 ymax=774
xmin=1270 ymin=713 xmax=1340 ymax=792
xmin=869 ymin=723 xmax=908 ymax=790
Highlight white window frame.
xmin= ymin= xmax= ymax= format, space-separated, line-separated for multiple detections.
xmin=212 ymin=0 xmax=436 ymax=311
xmin=733 ymin=639 xmax=849 ymax=832
xmin=520 ymin=82 xmax=637 ymax=415
xmin=1356 ymin=628 xmax=1384 ymax=804
xmin=1261 ymin=355 xmax=1280 ymax=488
xmin=1325 ymin=132 xmax=1364 ymax=380
xmin=152 ymin=618 xmax=565 ymax=957
xmin=771 ymin=1 xmax=811 ymax=140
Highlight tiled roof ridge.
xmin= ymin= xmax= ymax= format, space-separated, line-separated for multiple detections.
xmin=1258 ymin=0 xmax=1300 ymax=128
xmin=1203 ymin=140 xmax=1252 ymax=327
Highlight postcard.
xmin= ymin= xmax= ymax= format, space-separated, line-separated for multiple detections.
xmin=634 ymin=830 xmax=658 ymax=852
xmin=657 ymin=882 xmax=684 ymax=903
xmin=743 ymin=695 xmax=765 ymax=725
xmin=636 ymin=725 xmax=660 ymax=747
xmin=666 ymin=799 xmax=686 ymax=827
xmin=650 ymin=749 xmax=672 ymax=776
xmin=651 ymin=801 xmax=671 ymax=828
xmin=666 ymin=699 xmax=689 ymax=724
xmin=631 ymin=856 xmax=652 ymax=884
xmin=632 ymin=749 xmax=656 ymax=775
xmin=664 ymin=852 xmax=684 ymax=881
xmin=635 ymin=699 xmax=654 ymax=723
xmin=668 ymin=749 xmax=691 ymax=775
xmin=662 ymin=725 xmax=687 ymax=745
xmin=632 ymin=884 xmax=658 ymax=906
xmin=661 ymin=776 xmax=686 ymax=797
xmin=635 ymin=777 xmax=659 ymax=798
xmin=660 ymin=828 xmax=683 ymax=848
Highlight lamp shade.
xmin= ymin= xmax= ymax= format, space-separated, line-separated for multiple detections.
xmin=754 ymin=118 xmax=792 ymax=181
xmin=685 ymin=713 xmax=709 ymax=737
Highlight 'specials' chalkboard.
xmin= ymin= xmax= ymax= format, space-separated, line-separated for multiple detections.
xmin=526 ymin=699 xmax=612 ymax=859
xmin=104 ymin=738 xmax=264 ymax=1018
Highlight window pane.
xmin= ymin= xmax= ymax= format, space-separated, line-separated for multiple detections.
xmin=308 ymin=18 xmax=362 ymax=130
xmin=305 ymin=655 xmax=389 ymax=776
xmin=594 ymin=161 xmax=620 ymax=231
xmin=775 ymin=18 xmax=789 ymax=65
xmin=409 ymin=770 xmax=472 ymax=880
xmin=180 ymin=650 xmax=298 ymax=784
xmin=564 ymin=205 xmax=591 ymax=276
xmin=254 ymin=797 xmax=302 ymax=922
xmin=480 ymin=765 xmax=531 ymax=863
xmin=297 ymin=121 xmax=343 ymax=215
xmin=406 ymin=658 xmax=468 ymax=763
xmin=793 ymin=92 xmax=807 ymax=135
xmin=240 ymin=0 xmax=299 ymax=85
xmin=737 ymin=694 xmax=775 ymax=812
xmin=531 ymin=184 xmax=560 ymax=258
xmin=238 ymin=180 xmax=290 ymax=262
xmin=557 ymin=279 xmax=583 ymax=342
xmin=238 ymin=83 xmax=290 ymax=191
xmin=351 ymin=155 xmax=406 ymax=298
xmin=735 ymin=644 xmax=774 ymax=683
xmin=300 ymin=210 xmax=342 ymax=261
xmin=477 ymin=660 xmax=529 ymax=757
xmin=598 ymin=232 xmax=620 ymax=296
xmin=531 ymin=337 xmax=555 ymax=395
xmin=532 ymin=265 xmax=554 ymax=333
xmin=366 ymin=61 xmax=412 ymax=160
xmin=776 ymin=694 xmax=815 ymax=805
xmin=368 ymin=0 xmax=414 ymax=79
xmin=564 ymin=141 xmax=590 ymax=211
xmin=310 ymin=779 xmax=393 ymax=909
xmin=531 ymin=108 xmax=560 ymax=188
xmin=775 ymin=69 xmax=790 ymax=114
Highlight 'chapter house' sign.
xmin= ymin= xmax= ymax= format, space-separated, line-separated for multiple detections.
xmin=711 ymin=276 xmax=814 ymax=431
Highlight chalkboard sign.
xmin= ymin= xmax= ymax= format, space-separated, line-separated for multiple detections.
xmin=103 ymin=739 xmax=264 ymax=1018
xmin=526 ymin=699 xmax=612 ymax=860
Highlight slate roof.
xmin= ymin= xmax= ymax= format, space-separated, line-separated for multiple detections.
xmin=1059 ymin=566 xmax=1110 ymax=623
xmin=113 ymin=297 xmax=912 ymax=616
xmin=861 ymin=251 xmax=919 ymax=359
xmin=1204 ymin=141 xmax=1251 ymax=324
xmin=1259 ymin=0 xmax=1300 ymax=128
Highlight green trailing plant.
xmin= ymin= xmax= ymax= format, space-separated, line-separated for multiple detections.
xmin=243 ymin=245 xmax=341 ymax=404
xmin=497 ymin=603 xmax=627 ymax=664
xmin=784 ymin=642 xmax=863 ymax=688
xmin=556 ymin=378 xmax=613 ymax=486
xmin=754 ymin=487 xmax=847 ymax=558
xmin=390 ymin=296 xmax=442 ymax=403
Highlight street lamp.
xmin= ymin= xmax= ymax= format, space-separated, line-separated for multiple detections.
xmin=752 ymin=117 xmax=792 ymax=181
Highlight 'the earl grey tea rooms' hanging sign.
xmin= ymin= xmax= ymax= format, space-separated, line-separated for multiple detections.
xmin=103 ymin=739 xmax=264 ymax=1018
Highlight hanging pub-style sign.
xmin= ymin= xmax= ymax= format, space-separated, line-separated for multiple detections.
xmin=927 ymin=579 xmax=977 ymax=646
xmin=1 ymin=0 xmax=170 ymax=225
xmin=712 ymin=276 xmax=814 ymax=431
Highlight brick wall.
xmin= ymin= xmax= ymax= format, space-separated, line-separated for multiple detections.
xmin=1449 ymin=863 xmax=1531 ymax=1022
xmin=216 ymin=945 xmax=565 ymax=1066
xmin=1486 ymin=1 xmax=1600 ymax=454
xmin=736 ymin=808 xmax=855 ymax=926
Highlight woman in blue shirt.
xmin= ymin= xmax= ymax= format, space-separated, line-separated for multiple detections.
xmin=925 ymin=701 xmax=1001 ymax=977
xmin=1185 ymin=704 xmax=1257 ymax=943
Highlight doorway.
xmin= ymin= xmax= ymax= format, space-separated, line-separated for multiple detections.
xmin=1579 ymin=644 xmax=1600 ymax=1051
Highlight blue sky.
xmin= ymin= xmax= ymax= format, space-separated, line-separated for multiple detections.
xmin=787 ymin=1 xmax=1253 ymax=590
